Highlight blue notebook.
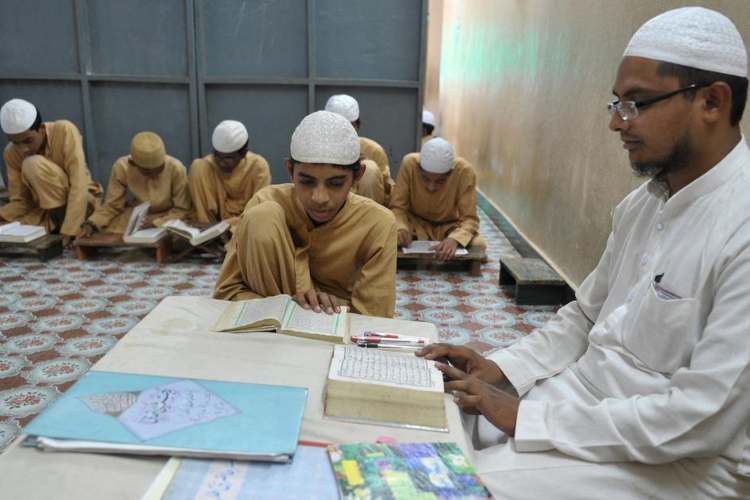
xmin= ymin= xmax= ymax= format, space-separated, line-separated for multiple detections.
xmin=23 ymin=370 xmax=308 ymax=462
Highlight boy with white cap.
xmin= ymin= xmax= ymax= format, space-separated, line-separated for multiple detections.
xmin=78 ymin=131 xmax=191 ymax=237
xmin=422 ymin=109 xmax=436 ymax=145
xmin=0 ymin=99 xmax=102 ymax=247
xmin=214 ymin=111 xmax=397 ymax=318
xmin=391 ymin=137 xmax=484 ymax=261
xmin=324 ymin=94 xmax=394 ymax=206
xmin=418 ymin=7 xmax=750 ymax=498
xmin=188 ymin=120 xmax=270 ymax=228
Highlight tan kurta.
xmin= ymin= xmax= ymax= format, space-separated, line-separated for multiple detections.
xmin=390 ymin=153 xmax=480 ymax=247
xmin=188 ymin=152 xmax=271 ymax=226
xmin=87 ymin=155 xmax=191 ymax=233
xmin=0 ymin=120 xmax=102 ymax=236
xmin=214 ymin=184 xmax=397 ymax=317
xmin=355 ymin=136 xmax=393 ymax=206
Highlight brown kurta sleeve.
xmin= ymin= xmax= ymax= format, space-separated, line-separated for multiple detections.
xmin=0 ymin=146 xmax=34 ymax=222
xmin=389 ymin=153 xmax=417 ymax=233
xmin=350 ymin=211 xmax=398 ymax=317
xmin=87 ymin=158 xmax=128 ymax=230
xmin=57 ymin=121 xmax=92 ymax=236
xmin=151 ymin=160 xmax=192 ymax=227
xmin=447 ymin=162 xmax=479 ymax=247
xmin=212 ymin=229 xmax=264 ymax=301
xmin=251 ymin=155 xmax=272 ymax=193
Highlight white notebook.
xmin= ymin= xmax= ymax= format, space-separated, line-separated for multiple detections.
xmin=0 ymin=222 xmax=46 ymax=243
xmin=401 ymin=240 xmax=468 ymax=256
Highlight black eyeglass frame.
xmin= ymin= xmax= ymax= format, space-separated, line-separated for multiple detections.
xmin=608 ymin=82 xmax=712 ymax=121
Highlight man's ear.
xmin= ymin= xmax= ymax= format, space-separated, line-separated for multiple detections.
xmin=285 ymin=158 xmax=295 ymax=181
xmin=702 ymin=81 xmax=732 ymax=125
xmin=353 ymin=161 xmax=365 ymax=182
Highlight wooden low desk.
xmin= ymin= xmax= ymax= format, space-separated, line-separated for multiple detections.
xmin=74 ymin=232 xmax=170 ymax=264
xmin=398 ymin=246 xmax=486 ymax=276
xmin=0 ymin=296 xmax=470 ymax=500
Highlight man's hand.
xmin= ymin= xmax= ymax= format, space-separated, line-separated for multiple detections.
xmin=62 ymin=235 xmax=73 ymax=249
xmin=438 ymin=363 xmax=520 ymax=436
xmin=417 ymin=343 xmax=507 ymax=386
xmin=397 ymin=229 xmax=412 ymax=248
xmin=76 ymin=222 xmax=95 ymax=240
xmin=139 ymin=214 xmax=156 ymax=229
xmin=294 ymin=288 xmax=342 ymax=315
xmin=431 ymin=237 xmax=459 ymax=261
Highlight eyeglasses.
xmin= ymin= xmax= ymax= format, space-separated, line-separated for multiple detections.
xmin=607 ymin=82 xmax=710 ymax=121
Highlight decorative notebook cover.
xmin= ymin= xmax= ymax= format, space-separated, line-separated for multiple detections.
xmin=328 ymin=442 xmax=492 ymax=499
xmin=24 ymin=370 xmax=308 ymax=460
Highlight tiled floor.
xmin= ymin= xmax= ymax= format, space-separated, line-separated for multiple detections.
xmin=0 ymin=209 xmax=557 ymax=453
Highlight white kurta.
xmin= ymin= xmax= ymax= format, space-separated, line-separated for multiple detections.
xmin=475 ymin=138 xmax=750 ymax=498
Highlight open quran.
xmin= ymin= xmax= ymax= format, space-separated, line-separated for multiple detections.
xmin=0 ymin=222 xmax=46 ymax=243
xmin=212 ymin=294 xmax=350 ymax=343
xmin=324 ymin=345 xmax=446 ymax=430
xmin=122 ymin=202 xmax=167 ymax=244
xmin=163 ymin=219 xmax=229 ymax=246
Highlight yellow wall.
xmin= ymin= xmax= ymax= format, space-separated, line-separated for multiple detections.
xmin=433 ymin=0 xmax=750 ymax=286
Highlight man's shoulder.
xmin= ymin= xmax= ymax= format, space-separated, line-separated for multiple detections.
xmin=165 ymin=155 xmax=187 ymax=173
xmin=111 ymin=156 xmax=129 ymax=173
xmin=255 ymin=183 xmax=292 ymax=201
xmin=348 ymin=194 xmax=396 ymax=226
xmin=245 ymin=151 xmax=270 ymax=170
xmin=400 ymin=152 xmax=420 ymax=169
xmin=453 ymin=157 xmax=476 ymax=177
xmin=47 ymin=120 xmax=81 ymax=139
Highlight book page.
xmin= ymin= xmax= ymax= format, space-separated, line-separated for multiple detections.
xmin=126 ymin=202 xmax=151 ymax=236
xmin=329 ymin=345 xmax=443 ymax=392
xmin=0 ymin=222 xmax=44 ymax=236
xmin=282 ymin=302 xmax=346 ymax=338
xmin=232 ymin=295 xmax=291 ymax=329
xmin=402 ymin=240 xmax=468 ymax=256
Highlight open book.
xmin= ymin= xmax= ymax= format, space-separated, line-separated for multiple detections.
xmin=164 ymin=219 xmax=229 ymax=246
xmin=0 ymin=222 xmax=46 ymax=243
xmin=324 ymin=345 xmax=446 ymax=430
xmin=123 ymin=202 xmax=167 ymax=244
xmin=401 ymin=240 xmax=469 ymax=256
xmin=213 ymin=295 xmax=350 ymax=343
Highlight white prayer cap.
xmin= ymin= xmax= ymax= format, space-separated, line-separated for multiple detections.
xmin=212 ymin=120 xmax=248 ymax=153
xmin=324 ymin=94 xmax=360 ymax=122
xmin=624 ymin=7 xmax=747 ymax=78
xmin=422 ymin=109 xmax=435 ymax=126
xmin=420 ymin=138 xmax=454 ymax=174
xmin=1 ymin=98 xmax=38 ymax=134
xmin=290 ymin=111 xmax=360 ymax=165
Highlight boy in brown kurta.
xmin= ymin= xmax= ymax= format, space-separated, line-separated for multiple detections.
xmin=78 ymin=131 xmax=191 ymax=236
xmin=214 ymin=111 xmax=397 ymax=318
xmin=189 ymin=120 xmax=270 ymax=228
xmin=324 ymin=94 xmax=394 ymax=206
xmin=0 ymin=99 xmax=102 ymax=247
xmin=391 ymin=138 xmax=485 ymax=261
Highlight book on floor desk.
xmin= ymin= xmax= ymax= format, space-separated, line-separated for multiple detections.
xmin=122 ymin=202 xmax=168 ymax=244
xmin=213 ymin=294 xmax=350 ymax=343
xmin=163 ymin=219 xmax=229 ymax=246
xmin=0 ymin=222 xmax=46 ymax=243
xmin=22 ymin=370 xmax=308 ymax=462
xmin=324 ymin=344 xmax=447 ymax=430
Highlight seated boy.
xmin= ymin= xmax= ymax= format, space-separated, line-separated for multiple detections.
xmin=214 ymin=111 xmax=397 ymax=318
xmin=78 ymin=131 xmax=191 ymax=237
xmin=0 ymin=98 xmax=102 ymax=247
xmin=391 ymin=138 xmax=485 ymax=260
xmin=189 ymin=120 xmax=271 ymax=228
xmin=324 ymin=94 xmax=393 ymax=206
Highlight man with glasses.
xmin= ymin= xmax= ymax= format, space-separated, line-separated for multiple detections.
xmin=418 ymin=7 xmax=750 ymax=498
xmin=78 ymin=131 xmax=191 ymax=237
xmin=188 ymin=120 xmax=271 ymax=229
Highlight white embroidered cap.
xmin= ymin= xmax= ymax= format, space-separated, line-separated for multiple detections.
xmin=420 ymin=138 xmax=455 ymax=174
xmin=212 ymin=120 xmax=248 ymax=153
xmin=324 ymin=94 xmax=360 ymax=122
xmin=290 ymin=111 xmax=360 ymax=165
xmin=1 ymin=98 xmax=38 ymax=134
xmin=422 ymin=109 xmax=436 ymax=126
xmin=624 ymin=7 xmax=747 ymax=78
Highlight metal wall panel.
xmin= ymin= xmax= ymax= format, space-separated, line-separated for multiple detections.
xmin=199 ymin=0 xmax=308 ymax=78
xmin=0 ymin=0 xmax=79 ymax=75
xmin=205 ymin=85 xmax=308 ymax=180
xmin=90 ymin=83 xmax=193 ymax=179
xmin=86 ymin=0 xmax=189 ymax=77
xmin=0 ymin=82 xmax=84 ymax=133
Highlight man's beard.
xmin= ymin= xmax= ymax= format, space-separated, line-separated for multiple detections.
xmin=631 ymin=135 xmax=691 ymax=180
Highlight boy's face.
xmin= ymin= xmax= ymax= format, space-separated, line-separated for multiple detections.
xmin=7 ymin=124 xmax=46 ymax=158
xmin=417 ymin=165 xmax=451 ymax=193
xmin=286 ymin=160 xmax=362 ymax=224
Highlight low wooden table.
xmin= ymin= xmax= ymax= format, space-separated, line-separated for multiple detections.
xmin=0 ymin=234 xmax=63 ymax=260
xmin=499 ymin=256 xmax=567 ymax=305
xmin=74 ymin=232 xmax=170 ymax=264
xmin=398 ymin=246 xmax=486 ymax=276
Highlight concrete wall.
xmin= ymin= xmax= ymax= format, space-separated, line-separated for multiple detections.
xmin=432 ymin=0 xmax=750 ymax=286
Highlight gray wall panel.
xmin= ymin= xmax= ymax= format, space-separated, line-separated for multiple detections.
xmin=86 ymin=0 xmax=188 ymax=76
xmin=0 ymin=0 xmax=79 ymax=74
xmin=316 ymin=0 xmax=422 ymax=81
xmin=316 ymin=87 xmax=419 ymax=174
xmin=200 ymin=0 xmax=307 ymax=78
xmin=205 ymin=85 xmax=308 ymax=181
xmin=90 ymin=83 xmax=192 ymax=183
